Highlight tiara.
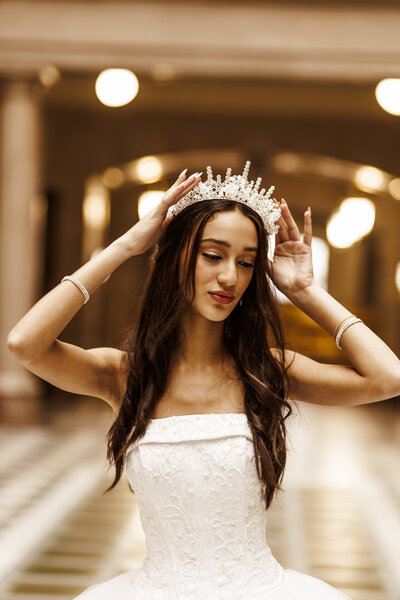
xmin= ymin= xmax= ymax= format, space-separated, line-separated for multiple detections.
xmin=169 ymin=161 xmax=281 ymax=234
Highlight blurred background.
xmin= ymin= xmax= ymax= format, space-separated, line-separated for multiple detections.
xmin=0 ymin=0 xmax=399 ymax=598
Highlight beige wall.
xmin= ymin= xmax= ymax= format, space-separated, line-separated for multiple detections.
xmin=40 ymin=103 xmax=400 ymax=357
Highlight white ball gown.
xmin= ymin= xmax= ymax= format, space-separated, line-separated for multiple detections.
xmin=74 ymin=413 xmax=352 ymax=599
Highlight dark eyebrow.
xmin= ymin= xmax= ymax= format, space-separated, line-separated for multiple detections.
xmin=201 ymin=238 xmax=258 ymax=252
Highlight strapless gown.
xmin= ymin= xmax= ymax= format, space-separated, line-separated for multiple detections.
xmin=74 ymin=413 xmax=352 ymax=599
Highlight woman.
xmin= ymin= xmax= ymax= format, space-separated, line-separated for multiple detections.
xmin=8 ymin=163 xmax=400 ymax=599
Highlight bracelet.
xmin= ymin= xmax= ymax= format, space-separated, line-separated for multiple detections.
xmin=334 ymin=314 xmax=355 ymax=340
xmin=61 ymin=275 xmax=90 ymax=304
xmin=335 ymin=317 xmax=363 ymax=349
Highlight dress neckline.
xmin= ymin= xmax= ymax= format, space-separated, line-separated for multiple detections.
xmin=150 ymin=412 xmax=246 ymax=421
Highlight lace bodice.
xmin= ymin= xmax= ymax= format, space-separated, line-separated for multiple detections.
xmin=124 ymin=413 xmax=285 ymax=599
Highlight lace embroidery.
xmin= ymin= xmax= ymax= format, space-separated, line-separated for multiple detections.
xmin=124 ymin=413 xmax=285 ymax=599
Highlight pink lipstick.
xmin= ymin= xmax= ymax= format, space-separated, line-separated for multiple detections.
xmin=208 ymin=293 xmax=234 ymax=304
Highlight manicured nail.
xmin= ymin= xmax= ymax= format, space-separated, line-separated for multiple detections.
xmin=197 ymin=171 xmax=203 ymax=177
xmin=179 ymin=168 xmax=188 ymax=177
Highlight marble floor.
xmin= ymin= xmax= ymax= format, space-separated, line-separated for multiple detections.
xmin=0 ymin=397 xmax=398 ymax=600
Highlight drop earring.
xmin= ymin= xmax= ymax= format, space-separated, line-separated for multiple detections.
xmin=239 ymin=297 xmax=243 ymax=307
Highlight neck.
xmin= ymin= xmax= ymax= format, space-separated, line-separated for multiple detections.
xmin=175 ymin=308 xmax=227 ymax=369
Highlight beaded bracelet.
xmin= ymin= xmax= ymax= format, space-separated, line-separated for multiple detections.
xmin=335 ymin=317 xmax=363 ymax=349
xmin=61 ymin=275 xmax=90 ymax=304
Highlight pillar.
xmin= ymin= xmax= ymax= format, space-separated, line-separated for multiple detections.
xmin=0 ymin=79 xmax=46 ymax=422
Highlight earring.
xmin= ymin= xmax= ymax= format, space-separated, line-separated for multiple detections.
xmin=239 ymin=297 xmax=243 ymax=307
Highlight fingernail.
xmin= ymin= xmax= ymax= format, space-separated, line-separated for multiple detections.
xmin=179 ymin=168 xmax=188 ymax=177
xmin=197 ymin=171 xmax=203 ymax=177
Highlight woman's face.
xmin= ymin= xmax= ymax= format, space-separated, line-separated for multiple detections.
xmin=190 ymin=210 xmax=259 ymax=322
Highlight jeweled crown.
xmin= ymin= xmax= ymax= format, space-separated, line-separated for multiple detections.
xmin=169 ymin=161 xmax=281 ymax=234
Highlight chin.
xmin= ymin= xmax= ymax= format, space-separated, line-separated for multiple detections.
xmin=207 ymin=312 xmax=230 ymax=322
xmin=196 ymin=304 xmax=235 ymax=322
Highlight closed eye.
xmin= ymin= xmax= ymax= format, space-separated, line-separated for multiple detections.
xmin=202 ymin=252 xmax=222 ymax=263
xmin=202 ymin=253 xmax=254 ymax=268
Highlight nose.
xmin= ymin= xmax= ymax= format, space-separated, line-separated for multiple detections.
xmin=217 ymin=259 xmax=237 ymax=288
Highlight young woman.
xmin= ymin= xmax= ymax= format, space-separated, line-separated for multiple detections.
xmin=8 ymin=164 xmax=400 ymax=599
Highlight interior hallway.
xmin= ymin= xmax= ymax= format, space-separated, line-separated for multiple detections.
xmin=0 ymin=398 xmax=398 ymax=600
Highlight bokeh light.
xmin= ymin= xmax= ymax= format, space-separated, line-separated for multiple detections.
xmin=95 ymin=69 xmax=139 ymax=107
xmin=354 ymin=166 xmax=386 ymax=193
xmin=327 ymin=197 xmax=375 ymax=248
xmin=395 ymin=262 xmax=400 ymax=294
xmin=375 ymin=78 xmax=400 ymax=116
xmin=83 ymin=178 xmax=110 ymax=228
xmin=102 ymin=167 xmax=125 ymax=189
xmin=388 ymin=177 xmax=400 ymax=201
xmin=131 ymin=156 xmax=163 ymax=184
xmin=138 ymin=190 xmax=165 ymax=219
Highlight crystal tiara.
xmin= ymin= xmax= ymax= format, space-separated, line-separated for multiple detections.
xmin=169 ymin=161 xmax=282 ymax=234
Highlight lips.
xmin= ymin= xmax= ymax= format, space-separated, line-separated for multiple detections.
xmin=210 ymin=290 xmax=235 ymax=300
xmin=208 ymin=291 xmax=235 ymax=304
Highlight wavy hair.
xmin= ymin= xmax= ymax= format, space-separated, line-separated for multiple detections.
xmin=106 ymin=199 xmax=294 ymax=509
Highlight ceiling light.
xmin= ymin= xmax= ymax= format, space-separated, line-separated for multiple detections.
xmin=375 ymin=78 xmax=400 ymax=116
xmin=95 ymin=69 xmax=139 ymax=107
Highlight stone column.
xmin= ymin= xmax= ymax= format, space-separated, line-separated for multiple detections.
xmin=0 ymin=80 xmax=46 ymax=422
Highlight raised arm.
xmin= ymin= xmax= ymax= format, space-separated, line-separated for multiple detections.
xmin=7 ymin=170 xmax=202 ymax=414
xmin=269 ymin=199 xmax=400 ymax=407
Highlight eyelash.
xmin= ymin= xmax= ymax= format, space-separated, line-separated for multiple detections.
xmin=202 ymin=253 xmax=255 ymax=269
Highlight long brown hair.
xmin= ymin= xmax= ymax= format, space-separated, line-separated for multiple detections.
xmin=107 ymin=199 xmax=294 ymax=509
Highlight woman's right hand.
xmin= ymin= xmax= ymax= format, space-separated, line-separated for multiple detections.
xmin=123 ymin=169 xmax=202 ymax=256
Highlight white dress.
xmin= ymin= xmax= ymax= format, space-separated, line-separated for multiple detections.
xmin=74 ymin=413 xmax=352 ymax=599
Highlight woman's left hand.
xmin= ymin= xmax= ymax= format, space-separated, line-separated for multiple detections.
xmin=267 ymin=199 xmax=315 ymax=296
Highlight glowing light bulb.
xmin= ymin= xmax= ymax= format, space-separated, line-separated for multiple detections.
xmin=375 ymin=78 xmax=400 ymax=116
xmin=95 ymin=69 xmax=139 ymax=107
